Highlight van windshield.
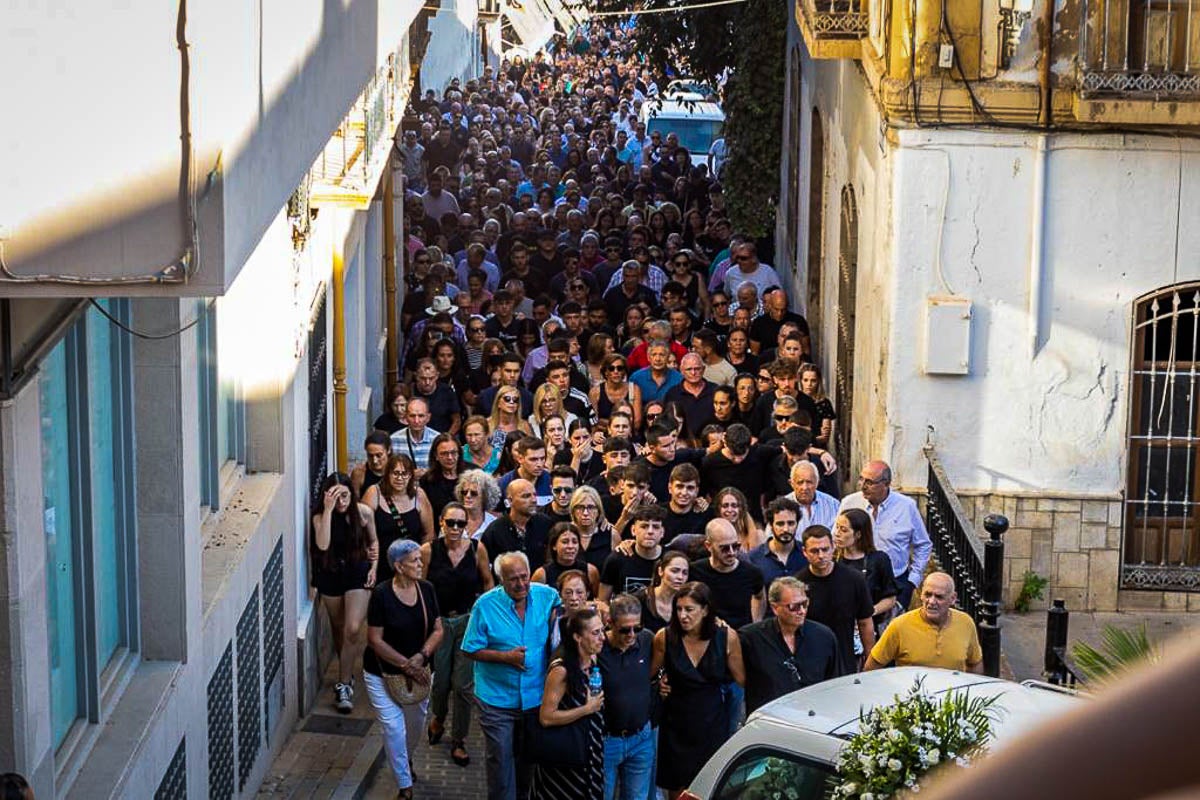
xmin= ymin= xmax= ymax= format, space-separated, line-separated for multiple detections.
xmin=646 ymin=117 xmax=723 ymax=156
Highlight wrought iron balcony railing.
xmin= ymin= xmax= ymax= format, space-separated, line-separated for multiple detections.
xmin=795 ymin=0 xmax=869 ymax=58
xmin=1079 ymin=0 xmax=1200 ymax=97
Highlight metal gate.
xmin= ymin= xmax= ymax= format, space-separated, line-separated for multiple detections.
xmin=834 ymin=186 xmax=858 ymax=478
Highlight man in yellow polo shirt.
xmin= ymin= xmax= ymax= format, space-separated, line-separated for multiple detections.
xmin=864 ymin=572 xmax=983 ymax=673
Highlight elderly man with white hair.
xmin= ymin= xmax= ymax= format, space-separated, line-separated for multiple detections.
xmin=785 ymin=460 xmax=840 ymax=530
xmin=463 ymin=550 xmax=562 ymax=800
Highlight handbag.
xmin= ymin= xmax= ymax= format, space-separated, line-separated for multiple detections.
xmin=383 ymin=583 xmax=434 ymax=706
xmin=521 ymin=661 xmax=592 ymax=768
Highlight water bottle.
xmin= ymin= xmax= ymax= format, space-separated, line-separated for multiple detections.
xmin=588 ymin=666 xmax=603 ymax=697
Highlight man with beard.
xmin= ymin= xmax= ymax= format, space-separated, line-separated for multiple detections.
xmin=747 ymin=497 xmax=807 ymax=585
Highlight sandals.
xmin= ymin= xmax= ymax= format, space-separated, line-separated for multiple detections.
xmin=426 ymin=718 xmax=445 ymax=745
xmin=451 ymin=742 xmax=470 ymax=767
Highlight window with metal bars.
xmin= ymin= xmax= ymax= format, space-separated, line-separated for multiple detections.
xmin=1124 ymin=284 xmax=1200 ymax=591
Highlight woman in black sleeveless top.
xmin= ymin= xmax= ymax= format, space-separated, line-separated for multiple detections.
xmin=419 ymin=502 xmax=493 ymax=767
xmin=363 ymin=454 xmax=433 ymax=585
xmin=532 ymin=523 xmax=600 ymax=598
xmin=310 ymin=472 xmax=378 ymax=713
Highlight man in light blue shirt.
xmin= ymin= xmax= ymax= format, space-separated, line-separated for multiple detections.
xmin=840 ymin=460 xmax=932 ymax=610
xmin=785 ymin=460 xmax=840 ymax=530
xmin=629 ymin=341 xmax=682 ymax=404
xmin=463 ymin=551 xmax=561 ymax=800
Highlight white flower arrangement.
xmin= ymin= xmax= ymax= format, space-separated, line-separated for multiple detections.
xmin=831 ymin=679 xmax=997 ymax=799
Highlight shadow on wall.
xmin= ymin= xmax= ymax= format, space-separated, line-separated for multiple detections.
xmin=5 ymin=0 xmax=382 ymax=293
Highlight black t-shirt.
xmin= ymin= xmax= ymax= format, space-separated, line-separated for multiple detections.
xmin=748 ymin=311 xmax=810 ymax=351
xmin=480 ymin=514 xmax=552 ymax=572
xmin=363 ymin=580 xmax=440 ymax=675
xmin=688 ymin=559 xmax=764 ymax=630
xmin=660 ymin=505 xmax=712 ymax=546
xmin=792 ymin=563 xmax=874 ymax=674
xmin=414 ymin=383 xmax=460 ymax=434
xmin=601 ymin=550 xmax=660 ymax=595
xmin=699 ymin=444 xmax=782 ymax=522
xmin=485 ymin=315 xmax=523 ymax=350
xmin=636 ymin=449 xmax=705 ymax=502
xmin=840 ymin=552 xmax=898 ymax=628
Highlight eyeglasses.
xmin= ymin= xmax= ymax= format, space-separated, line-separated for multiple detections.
xmin=575 ymin=504 xmax=599 ymax=513
xmin=552 ymin=486 xmax=574 ymax=495
xmin=444 ymin=518 xmax=468 ymax=529
xmin=616 ymin=624 xmax=642 ymax=635
xmin=859 ymin=476 xmax=887 ymax=486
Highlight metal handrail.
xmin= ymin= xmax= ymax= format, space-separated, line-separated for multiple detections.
xmin=922 ymin=445 xmax=1007 ymax=677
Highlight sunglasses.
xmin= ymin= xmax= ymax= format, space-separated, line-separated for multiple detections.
xmin=461 ymin=488 xmax=480 ymax=497
xmin=616 ymin=624 xmax=643 ymax=635
xmin=575 ymin=504 xmax=599 ymax=513
xmin=778 ymin=600 xmax=810 ymax=613
xmin=713 ymin=300 xmax=730 ymax=307
xmin=774 ymin=414 xmax=791 ymax=422
xmin=444 ymin=518 xmax=468 ymax=529
xmin=606 ymin=365 xmax=627 ymax=373
xmin=715 ymin=542 xmax=740 ymax=553
xmin=501 ymin=395 xmax=519 ymax=402
xmin=552 ymin=486 xmax=574 ymax=494
xmin=469 ymin=326 xmax=486 ymax=333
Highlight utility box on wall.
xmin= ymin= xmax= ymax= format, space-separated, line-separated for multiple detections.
xmin=924 ymin=294 xmax=972 ymax=374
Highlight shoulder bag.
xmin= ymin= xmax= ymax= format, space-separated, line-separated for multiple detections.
xmin=383 ymin=582 xmax=434 ymax=706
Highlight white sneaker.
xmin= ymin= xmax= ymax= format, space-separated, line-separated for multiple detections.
xmin=334 ymin=682 xmax=353 ymax=714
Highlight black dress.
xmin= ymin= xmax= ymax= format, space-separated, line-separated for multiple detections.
xmin=374 ymin=494 xmax=423 ymax=585
xmin=542 ymin=558 xmax=591 ymax=592
xmin=657 ymin=627 xmax=731 ymax=790
xmin=840 ymin=551 xmax=898 ymax=630
xmin=310 ymin=511 xmax=371 ymax=597
xmin=529 ymin=661 xmax=604 ymax=800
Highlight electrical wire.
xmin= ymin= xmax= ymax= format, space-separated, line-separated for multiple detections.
xmin=88 ymin=297 xmax=216 ymax=341
xmin=587 ymin=0 xmax=746 ymax=14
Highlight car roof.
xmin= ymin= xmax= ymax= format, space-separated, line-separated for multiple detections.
xmin=751 ymin=667 xmax=1081 ymax=746
xmin=640 ymin=98 xmax=724 ymax=120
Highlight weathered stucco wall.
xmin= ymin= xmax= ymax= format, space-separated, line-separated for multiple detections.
xmin=886 ymin=130 xmax=1200 ymax=495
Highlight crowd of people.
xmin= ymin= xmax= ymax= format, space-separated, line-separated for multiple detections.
xmin=309 ymin=22 xmax=981 ymax=800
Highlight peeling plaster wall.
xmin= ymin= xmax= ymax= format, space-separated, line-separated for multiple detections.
xmin=887 ymin=129 xmax=1200 ymax=494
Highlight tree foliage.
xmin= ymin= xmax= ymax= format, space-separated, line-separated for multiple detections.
xmin=721 ymin=0 xmax=787 ymax=238
xmin=596 ymin=0 xmax=788 ymax=238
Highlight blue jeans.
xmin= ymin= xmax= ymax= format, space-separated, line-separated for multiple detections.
xmin=603 ymin=722 xmax=656 ymax=800
xmin=476 ymin=698 xmax=527 ymax=800
xmin=721 ymin=682 xmax=745 ymax=736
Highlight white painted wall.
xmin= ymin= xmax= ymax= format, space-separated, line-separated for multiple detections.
xmin=794 ymin=39 xmax=1200 ymax=498
xmin=1 ymin=0 xmax=424 ymax=295
xmin=885 ymin=130 xmax=1200 ymax=494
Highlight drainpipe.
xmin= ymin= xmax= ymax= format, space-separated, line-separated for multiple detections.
xmin=1028 ymin=134 xmax=1048 ymax=358
xmin=383 ymin=170 xmax=399 ymax=392
xmin=332 ymin=247 xmax=349 ymax=473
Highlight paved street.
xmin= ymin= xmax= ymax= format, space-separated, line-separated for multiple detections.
xmin=258 ymin=664 xmax=487 ymax=800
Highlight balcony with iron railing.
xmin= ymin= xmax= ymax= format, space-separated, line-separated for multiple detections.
xmin=1079 ymin=0 xmax=1200 ymax=97
xmin=795 ymin=0 xmax=870 ymax=58
xmin=310 ymin=48 xmax=408 ymax=210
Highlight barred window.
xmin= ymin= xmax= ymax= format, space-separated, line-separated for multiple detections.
xmin=1124 ymin=284 xmax=1200 ymax=591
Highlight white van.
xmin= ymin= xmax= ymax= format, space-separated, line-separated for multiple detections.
xmin=639 ymin=96 xmax=724 ymax=165
xmin=681 ymin=667 xmax=1082 ymax=800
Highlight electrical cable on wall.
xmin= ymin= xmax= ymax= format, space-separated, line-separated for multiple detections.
xmin=88 ymin=297 xmax=217 ymax=341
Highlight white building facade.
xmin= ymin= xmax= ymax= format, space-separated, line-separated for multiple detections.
xmin=0 ymin=0 xmax=577 ymax=795
xmin=779 ymin=0 xmax=1200 ymax=612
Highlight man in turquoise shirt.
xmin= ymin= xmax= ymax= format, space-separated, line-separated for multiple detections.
xmin=463 ymin=551 xmax=561 ymax=800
